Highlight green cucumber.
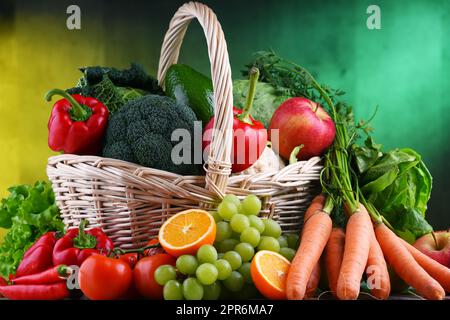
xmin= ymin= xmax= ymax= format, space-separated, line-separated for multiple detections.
xmin=165 ymin=64 xmax=214 ymax=124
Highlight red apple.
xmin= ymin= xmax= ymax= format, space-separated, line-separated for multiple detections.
xmin=413 ymin=230 xmax=450 ymax=268
xmin=269 ymin=97 xmax=336 ymax=160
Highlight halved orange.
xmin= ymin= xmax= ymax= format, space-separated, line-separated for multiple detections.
xmin=250 ymin=250 xmax=291 ymax=300
xmin=158 ymin=209 xmax=216 ymax=257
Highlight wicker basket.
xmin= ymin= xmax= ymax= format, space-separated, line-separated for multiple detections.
xmin=46 ymin=1 xmax=322 ymax=249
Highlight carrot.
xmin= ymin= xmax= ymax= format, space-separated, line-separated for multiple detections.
xmin=336 ymin=204 xmax=372 ymax=300
xmin=305 ymin=262 xmax=321 ymax=299
xmin=286 ymin=199 xmax=332 ymax=300
xmin=365 ymin=231 xmax=391 ymax=299
xmin=375 ymin=223 xmax=445 ymax=300
xmin=400 ymin=238 xmax=450 ymax=292
xmin=325 ymin=227 xmax=345 ymax=296
xmin=311 ymin=194 xmax=326 ymax=205
xmin=303 ymin=194 xmax=326 ymax=221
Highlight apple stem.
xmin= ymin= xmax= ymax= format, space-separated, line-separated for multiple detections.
xmin=237 ymin=67 xmax=259 ymax=125
xmin=431 ymin=231 xmax=439 ymax=249
xmin=313 ymin=103 xmax=319 ymax=113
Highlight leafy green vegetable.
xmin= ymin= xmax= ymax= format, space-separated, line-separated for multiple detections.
xmin=242 ymin=50 xmax=345 ymax=108
xmin=233 ymin=80 xmax=291 ymax=128
xmin=0 ymin=181 xmax=64 ymax=277
xmin=67 ymin=63 xmax=163 ymax=114
xmin=242 ymin=50 xmax=434 ymax=243
xmin=353 ymin=141 xmax=433 ymax=243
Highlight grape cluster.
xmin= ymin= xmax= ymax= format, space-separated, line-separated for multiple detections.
xmin=154 ymin=194 xmax=299 ymax=300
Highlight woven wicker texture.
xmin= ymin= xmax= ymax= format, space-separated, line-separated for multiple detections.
xmin=47 ymin=2 xmax=322 ymax=248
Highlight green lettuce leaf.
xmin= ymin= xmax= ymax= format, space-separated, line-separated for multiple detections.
xmin=0 ymin=181 xmax=64 ymax=277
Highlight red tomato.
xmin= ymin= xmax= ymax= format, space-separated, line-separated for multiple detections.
xmin=144 ymin=238 xmax=164 ymax=256
xmin=120 ymin=279 xmax=141 ymax=300
xmin=119 ymin=253 xmax=139 ymax=269
xmin=79 ymin=255 xmax=133 ymax=300
xmin=134 ymin=254 xmax=176 ymax=299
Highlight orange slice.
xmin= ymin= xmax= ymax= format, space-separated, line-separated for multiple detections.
xmin=158 ymin=209 xmax=216 ymax=257
xmin=250 ymin=250 xmax=291 ymax=300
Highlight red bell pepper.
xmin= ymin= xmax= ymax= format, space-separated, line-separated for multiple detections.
xmin=15 ymin=231 xmax=58 ymax=277
xmin=52 ymin=220 xmax=114 ymax=267
xmin=203 ymin=67 xmax=267 ymax=172
xmin=46 ymin=88 xmax=109 ymax=155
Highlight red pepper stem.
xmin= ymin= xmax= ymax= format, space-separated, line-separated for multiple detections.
xmin=73 ymin=219 xmax=97 ymax=249
xmin=45 ymin=88 xmax=92 ymax=122
xmin=57 ymin=265 xmax=72 ymax=278
xmin=113 ymin=244 xmax=161 ymax=256
xmin=237 ymin=67 xmax=260 ymax=125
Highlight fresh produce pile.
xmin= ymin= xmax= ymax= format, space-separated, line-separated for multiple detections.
xmin=0 ymin=45 xmax=448 ymax=300
xmin=77 ymin=195 xmax=298 ymax=300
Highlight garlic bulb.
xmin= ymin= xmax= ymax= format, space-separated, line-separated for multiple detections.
xmin=240 ymin=144 xmax=285 ymax=175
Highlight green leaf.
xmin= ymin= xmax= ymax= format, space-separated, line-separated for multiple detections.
xmin=361 ymin=167 xmax=399 ymax=194
xmin=362 ymin=149 xmax=416 ymax=184
xmin=352 ymin=137 xmax=382 ymax=174
xmin=383 ymin=207 xmax=433 ymax=244
xmin=358 ymin=147 xmax=433 ymax=243
xmin=0 ymin=181 xmax=63 ymax=277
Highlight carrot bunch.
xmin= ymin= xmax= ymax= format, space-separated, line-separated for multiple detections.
xmin=284 ymin=65 xmax=449 ymax=300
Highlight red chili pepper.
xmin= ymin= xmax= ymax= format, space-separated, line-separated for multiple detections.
xmin=46 ymin=88 xmax=109 ymax=155
xmin=203 ymin=67 xmax=267 ymax=173
xmin=0 ymin=277 xmax=7 ymax=286
xmin=53 ymin=220 xmax=114 ymax=267
xmin=12 ymin=265 xmax=72 ymax=285
xmin=0 ymin=282 xmax=69 ymax=300
xmin=16 ymin=231 xmax=58 ymax=277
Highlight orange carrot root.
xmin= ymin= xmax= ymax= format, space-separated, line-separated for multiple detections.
xmin=366 ymin=229 xmax=391 ymax=299
xmin=336 ymin=204 xmax=372 ymax=300
xmin=286 ymin=197 xmax=332 ymax=300
xmin=303 ymin=195 xmax=326 ymax=221
xmin=325 ymin=227 xmax=345 ymax=297
xmin=305 ymin=262 xmax=321 ymax=299
xmin=375 ymin=223 xmax=445 ymax=300
xmin=401 ymin=238 xmax=450 ymax=292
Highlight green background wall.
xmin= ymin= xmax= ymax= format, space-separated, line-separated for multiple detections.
xmin=0 ymin=0 xmax=448 ymax=232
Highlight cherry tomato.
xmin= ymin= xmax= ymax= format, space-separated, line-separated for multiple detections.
xmin=119 ymin=253 xmax=139 ymax=269
xmin=144 ymin=238 xmax=164 ymax=256
xmin=79 ymin=254 xmax=132 ymax=300
xmin=134 ymin=253 xmax=176 ymax=299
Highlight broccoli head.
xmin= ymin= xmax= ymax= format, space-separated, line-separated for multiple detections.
xmin=103 ymin=94 xmax=201 ymax=175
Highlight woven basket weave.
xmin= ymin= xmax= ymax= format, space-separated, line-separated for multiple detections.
xmin=46 ymin=1 xmax=322 ymax=249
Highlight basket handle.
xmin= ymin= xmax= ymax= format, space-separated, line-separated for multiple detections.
xmin=157 ymin=2 xmax=233 ymax=197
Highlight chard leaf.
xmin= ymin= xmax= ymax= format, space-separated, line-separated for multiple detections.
xmin=353 ymin=137 xmax=383 ymax=174
xmin=382 ymin=207 xmax=433 ymax=244
xmin=361 ymin=167 xmax=399 ymax=194
xmin=362 ymin=149 xmax=416 ymax=184
xmin=358 ymin=147 xmax=433 ymax=243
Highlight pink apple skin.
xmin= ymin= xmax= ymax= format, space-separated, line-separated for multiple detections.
xmin=413 ymin=231 xmax=450 ymax=268
xmin=269 ymin=97 xmax=336 ymax=160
